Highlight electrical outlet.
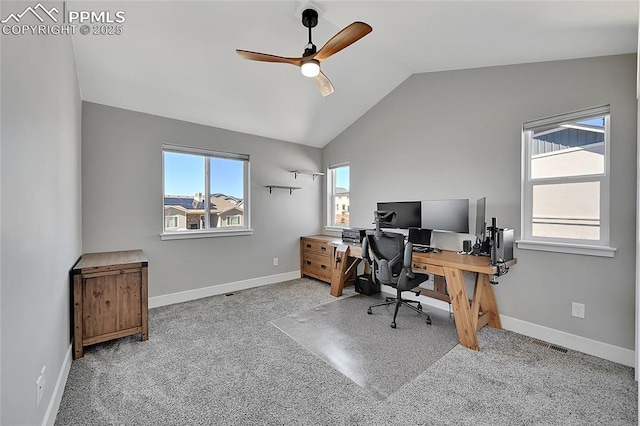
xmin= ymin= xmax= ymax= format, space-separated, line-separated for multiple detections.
xmin=36 ymin=366 xmax=46 ymax=407
xmin=273 ymin=257 xmax=279 ymax=267
xmin=571 ymin=302 xmax=585 ymax=319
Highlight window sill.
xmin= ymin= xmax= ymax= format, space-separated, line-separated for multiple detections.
xmin=516 ymin=240 xmax=616 ymax=257
xmin=161 ymin=229 xmax=254 ymax=240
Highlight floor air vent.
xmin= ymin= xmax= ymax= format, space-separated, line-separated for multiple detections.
xmin=530 ymin=338 xmax=568 ymax=354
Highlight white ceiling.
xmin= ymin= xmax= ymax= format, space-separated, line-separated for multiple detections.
xmin=71 ymin=1 xmax=638 ymax=148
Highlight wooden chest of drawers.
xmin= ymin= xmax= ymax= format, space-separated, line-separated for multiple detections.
xmin=300 ymin=236 xmax=334 ymax=283
xmin=72 ymin=250 xmax=148 ymax=359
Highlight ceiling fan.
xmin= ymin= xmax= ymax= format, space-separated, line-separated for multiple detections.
xmin=236 ymin=9 xmax=372 ymax=97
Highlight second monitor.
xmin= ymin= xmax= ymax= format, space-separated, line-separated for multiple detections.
xmin=421 ymin=199 xmax=470 ymax=233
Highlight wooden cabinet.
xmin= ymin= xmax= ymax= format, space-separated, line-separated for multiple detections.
xmin=72 ymin=250 xmax=148 ymax=359
xmin=300 ymin=236 xmax=334 ymax=283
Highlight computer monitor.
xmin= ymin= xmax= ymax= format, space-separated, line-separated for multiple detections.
xmin=421 ymin=199 xmax=469 ymax=233
xmin=376 ymin=201 xmax=421 ymax=229
xmin=408 ymin=228 xmax=432 ymax=247
xmin=475 ymin=197 xmax=487 ymax=241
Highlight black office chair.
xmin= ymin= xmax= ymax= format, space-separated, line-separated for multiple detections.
xmin=362 ymin=211 xmax=432 ymax=329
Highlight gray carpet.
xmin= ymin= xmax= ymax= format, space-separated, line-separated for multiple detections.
xmin=273 ymin=293 xmax=459 ymax=399
xmin=55 ymin=278 xmax=638 ymax=425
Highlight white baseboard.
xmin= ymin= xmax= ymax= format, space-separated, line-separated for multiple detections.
xmin=42 ymin=344 xmax=72 ymax=426
xmin=149 ymin=271 xmax=301 ymax=309
xmin=501 ymin=315 xmax=635 ymax=367
xmin=381 ymin=286 xmax=634 ymax=367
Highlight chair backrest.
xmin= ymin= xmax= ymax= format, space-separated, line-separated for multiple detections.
xmin=363 ymin=231 xmax=406 ymax=286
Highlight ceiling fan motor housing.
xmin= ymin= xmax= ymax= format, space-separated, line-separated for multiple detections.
xmin=304 ymin=44 xmax=317 ymax=57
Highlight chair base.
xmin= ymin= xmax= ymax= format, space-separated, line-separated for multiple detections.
xmin=367 ymin=296 xmax=432 ymax=328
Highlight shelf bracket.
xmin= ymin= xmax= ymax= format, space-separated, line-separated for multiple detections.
xmin=265 ymin=185 xmax=301 ymax=195
xmin=289 ymin=170 xmax=324 ymax=181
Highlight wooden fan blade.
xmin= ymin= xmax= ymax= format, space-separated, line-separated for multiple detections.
xmin=314 ymin=71 xmax=334 ymax=97
xmin=236 ymin=50 xmax=303 ymax=67
xmin=314 ymin=22 xmax=372 ymax=62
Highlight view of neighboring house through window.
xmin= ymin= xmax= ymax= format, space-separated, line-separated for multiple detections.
xmin=163 ymin=145 xmax=249 ymax=234
xmin=522 ymin=105 xmax=610 ymax=248
xmin=328 ymin=162 xmax=350 ymax=226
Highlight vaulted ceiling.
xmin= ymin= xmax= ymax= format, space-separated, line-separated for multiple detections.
xmin=70 ymin=1 xmax=638 ymax=148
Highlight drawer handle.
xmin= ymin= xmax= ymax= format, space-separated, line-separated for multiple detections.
xmin=413 ymin=263 xmax=427 ymax=270
xmin=320 ymin=246 xmax=327 ymax=251
xmin=306 ymin=261 xmax=311 ymax=265
xmin=306 ymin=244 xmax=312 ymax=248
xmin=320 ymin=265 xmax=326 ymax=269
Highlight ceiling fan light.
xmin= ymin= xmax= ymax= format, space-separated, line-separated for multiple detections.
xmin=301 ymin=60 xmax=320 ymax=77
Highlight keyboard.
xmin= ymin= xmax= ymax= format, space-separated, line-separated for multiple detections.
xmin=413 ymin=246 xmax=442 ymax=253
xmin=412 ymin=246 xmax=431 ymax=253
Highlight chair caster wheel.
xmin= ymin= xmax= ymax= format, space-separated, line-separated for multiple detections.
xmin=367 ymin=308 xmax=372 ymax=315
xmin=390 ymin=322 xmax=396 ymax=329
xmin=417 ymin=304 xmax=422 ymax=311
xmin=426 ymin=318 xmax=432 ymax=325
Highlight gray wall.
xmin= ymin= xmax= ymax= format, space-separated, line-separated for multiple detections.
xmin=82 ymin=103 xmax=322 ymax=297
xmin=1 ymin=19 xmax=82 ymax=426
xmin=323 ymin=54 xmax=637 ymax=350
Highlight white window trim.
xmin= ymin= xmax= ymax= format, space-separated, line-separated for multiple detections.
xmin=161 ymin=228 xmax=253 ymax=240
xmin=161 ymin=143 xmax=252 ymax=240
xmin=516 ymin=239 xmax=616 ymax=257
xmin=325 ymin=161 xmax=350 ymax=231
xmin=518 ymin=105 xmax=615 ymax=257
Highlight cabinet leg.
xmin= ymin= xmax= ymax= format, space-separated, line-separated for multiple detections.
xmin=141 ymin=266 xmax=149 ymax=341
xmin=73 ymin=274 xmax=84 ymax=359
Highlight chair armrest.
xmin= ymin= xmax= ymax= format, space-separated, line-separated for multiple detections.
xmin=403 ymin=241 xmax=413 ymax=267
xmin=362 ymin=236 xmax=370 ymax=263
xmin=403 ymin=242 xmax=415 ymax=279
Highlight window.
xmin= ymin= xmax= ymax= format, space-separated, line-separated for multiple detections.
xmin=519 ymin=105 xmax=615 ymax=257
xmin=162 ymin=144 xmax=251 ymax=239
xmin=165 ymin=216 xmax=179 ymax=229
xmin=226 ymin=215 xmax=241 ymax=226
xmin=327 ymin=162 xmax=350 ymax=227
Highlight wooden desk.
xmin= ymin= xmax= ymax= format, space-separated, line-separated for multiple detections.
xmin=301 ymin=235 xmax=517 ymax=351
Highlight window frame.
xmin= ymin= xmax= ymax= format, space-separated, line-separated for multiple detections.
xmin=164 ymin=215 xmax=179 ymax=230
xmin=326 ymin=161 xmax=350 ymax=230
xmin=226 ymin=215 xmax=242 ymax=226
xmin=518 ymin=105 xmax=616 ymax=257
xmin=161 ymin=144 xmax=252 ymax=240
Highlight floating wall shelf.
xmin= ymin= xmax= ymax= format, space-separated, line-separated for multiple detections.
xmin=265 ymin=185 xmax=302 ymax=195
xmin=290 ymin=170 xmax=324 ymax=180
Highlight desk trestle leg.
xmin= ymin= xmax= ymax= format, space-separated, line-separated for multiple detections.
xmin=330 ymin=244 xmax=350 ymax=297
xmin=444 ymin=268 xmax=503 ymax=351
xmin=444 ymin=266 xmax=479 ymax=351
